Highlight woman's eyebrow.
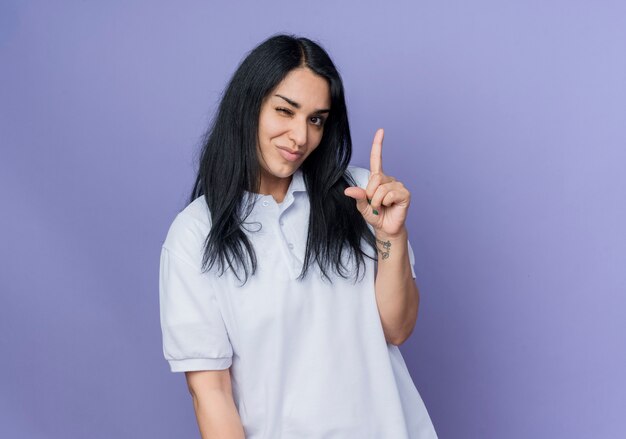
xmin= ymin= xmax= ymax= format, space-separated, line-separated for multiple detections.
xmin=274 ymin=94 xmax=330 ymax=114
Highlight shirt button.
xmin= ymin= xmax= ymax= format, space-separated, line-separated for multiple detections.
xmin=288 ymin=243 xmax=294 ymax=250
xmin=262 ymin=201 xmax=269 ymax=207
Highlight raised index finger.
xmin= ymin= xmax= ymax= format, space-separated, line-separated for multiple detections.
xmin=370 ymin=128 xmax=384 ymax=175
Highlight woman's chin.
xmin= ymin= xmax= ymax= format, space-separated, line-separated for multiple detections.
xmin=270 ymin=162 xmax=301 ymax=178
xmin=259 ymin=163 xmax=297 ymax=182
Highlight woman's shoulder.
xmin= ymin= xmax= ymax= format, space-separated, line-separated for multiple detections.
xmin=161 ymin=196 xmax=212 ymax=269
xmin=346 ymin=165 xmax=371 ymax=189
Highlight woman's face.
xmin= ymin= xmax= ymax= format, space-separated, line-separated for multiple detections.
xmin=257 ymin=67 xmax=331 ymax=186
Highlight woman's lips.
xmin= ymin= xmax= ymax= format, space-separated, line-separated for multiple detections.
xmin=277 ymin=146 xmax=303 ymax=162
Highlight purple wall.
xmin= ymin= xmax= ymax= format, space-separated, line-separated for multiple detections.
xmin=1 ymin=1 xmax=625 ymax=438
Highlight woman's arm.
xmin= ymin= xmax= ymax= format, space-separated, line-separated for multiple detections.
xmin=373 ymin=227 xmax=420 ymax=346
xmin=185 ymin=369 xmax=245 ymax=439
xmin=343 ymin=129 xmax=420 ymax=346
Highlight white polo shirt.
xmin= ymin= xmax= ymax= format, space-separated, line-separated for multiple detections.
xmin=159 ymin=165 xmax=438 ymax=438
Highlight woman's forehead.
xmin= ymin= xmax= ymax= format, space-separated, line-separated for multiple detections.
xmin=271 ymin=68 xmax=331 ymax=110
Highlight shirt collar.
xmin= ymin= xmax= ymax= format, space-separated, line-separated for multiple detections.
xmin=288 ymin=167 xmax=306 ymax=194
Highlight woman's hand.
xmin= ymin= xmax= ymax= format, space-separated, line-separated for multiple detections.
xmin=344 ymin=128 xmax=411 ymax=238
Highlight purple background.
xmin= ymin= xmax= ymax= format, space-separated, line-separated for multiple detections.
xmin=1 ymin=1 xmax=625 ymax=438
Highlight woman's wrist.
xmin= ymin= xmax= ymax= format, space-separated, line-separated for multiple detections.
xmin=375 ymin=227 xmax=408 ymax=260
xmin=375 ymin=227 xmax=408 ymax=242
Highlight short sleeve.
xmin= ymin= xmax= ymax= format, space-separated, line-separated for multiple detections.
xmin=159 ymin=246 xmax=233 ymax=372
xmin=407 ymin=239 xmax=417 ymax=279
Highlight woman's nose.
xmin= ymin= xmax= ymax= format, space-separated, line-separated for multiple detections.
xmin=288 ymin=118 xmax=308 ymax=148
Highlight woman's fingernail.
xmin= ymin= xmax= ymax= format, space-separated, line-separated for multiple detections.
xmin=367 ymin=198 xmax=371 ymax=204
xmin=372 ymin=209 xmax=379 ymax=215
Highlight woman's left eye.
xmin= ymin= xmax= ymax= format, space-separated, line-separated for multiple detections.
xmin=310 ymin=116 xmax=325 ymax=126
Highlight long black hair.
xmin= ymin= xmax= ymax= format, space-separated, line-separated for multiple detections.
xmin=189 ymin=34 xmax=377 ymax=284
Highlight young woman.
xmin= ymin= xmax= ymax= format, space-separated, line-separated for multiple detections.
xmin=159 ymin=34 xmax=438 ymax=438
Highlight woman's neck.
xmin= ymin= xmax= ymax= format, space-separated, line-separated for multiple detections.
xmin=258 ymin=172 xmax=292 ymax=204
